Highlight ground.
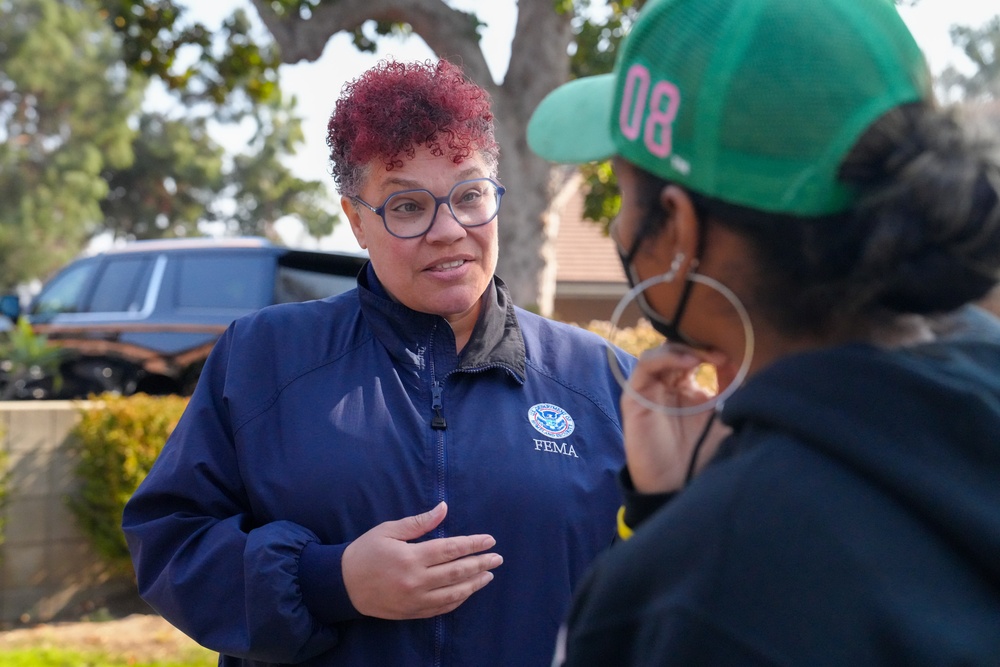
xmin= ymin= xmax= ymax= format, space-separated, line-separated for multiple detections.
xmin=0 ymin=613 xmax=212 ymax=662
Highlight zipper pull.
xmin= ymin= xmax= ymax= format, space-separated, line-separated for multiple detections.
xmin=431 ymin=381 xmax=447 ymax=430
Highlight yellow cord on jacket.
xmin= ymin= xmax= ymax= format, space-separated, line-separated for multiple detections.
xmin=616 ymin=505 xmax=633 ymax=541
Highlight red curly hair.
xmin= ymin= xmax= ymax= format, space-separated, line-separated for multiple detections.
xmin=327 ymin=58 xmax=499 ymax=196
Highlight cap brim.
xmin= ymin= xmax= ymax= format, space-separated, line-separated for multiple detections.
xmin=527 ymin=74 xmax=617 ymax=164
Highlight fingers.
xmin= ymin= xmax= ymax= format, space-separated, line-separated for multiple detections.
xmin=424 ymin=531 xmax=498 ymax=563
xmin=629 ymin=344 xmax=725 ymax=406
xmin=418 ymin=536 xmax=504 ymax=585
xmin=621 ymin=343 xmax=734 ymax=494
xmin=342 ymin=507 xmax=503 ymax=620
xmin=417 ymin=567 xmax=499 ymax=617
xmin=403 ymin=548 xmax=504 ymax=617
xmin=383 ymin=500 xmax=449 ymax=541
xmin=637 ymin=342 xmax=727 ymax=371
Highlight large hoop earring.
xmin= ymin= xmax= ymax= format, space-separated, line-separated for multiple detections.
xmin=604 ymin=271 xmax=755 ymax=416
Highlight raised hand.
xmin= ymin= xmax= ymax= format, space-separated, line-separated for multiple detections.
xmin=623 ymin=344 xmax=733 ymax=494
xmin=342 ymin=502 xmax=503 ymax=619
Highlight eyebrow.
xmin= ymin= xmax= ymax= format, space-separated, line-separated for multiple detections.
xmin=377 ymin=166 xmax=486 ymax=192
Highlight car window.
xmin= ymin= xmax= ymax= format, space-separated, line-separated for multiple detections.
xmin=89 ymin=257 xmax=152 ymax=313
xmin=175 ymin=255 xmax=273 ymax=311
xmin=275 ymin=266 xmax=357 ymax=303
xmin=30 ymin=259 xmax=99 ymax=316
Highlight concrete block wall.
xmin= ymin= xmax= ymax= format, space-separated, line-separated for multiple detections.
xmin=0 ymin=401 xmax=140 ymax=626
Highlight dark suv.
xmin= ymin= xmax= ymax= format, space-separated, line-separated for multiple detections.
xmin=0 ymin=237 xmax=367 ymax=399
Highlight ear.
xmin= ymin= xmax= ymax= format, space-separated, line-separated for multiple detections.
xmin=342 ymin=196 xmax=368 ymax=250
xmin=655 ymin=185 xmax=702 ymax=276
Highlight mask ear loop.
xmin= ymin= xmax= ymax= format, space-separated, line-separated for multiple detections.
xmin=604 ymin=271 xmax=755 ymax=416
xmin=630 ymin=253 xmax=699 ymax=348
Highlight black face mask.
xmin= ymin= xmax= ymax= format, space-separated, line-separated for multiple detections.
xmin=617 ymin=242 xmax=699 ymax=348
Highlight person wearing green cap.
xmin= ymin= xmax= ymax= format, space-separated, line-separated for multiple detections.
xmin=529 ymin=0 xmax=1000 ymax=663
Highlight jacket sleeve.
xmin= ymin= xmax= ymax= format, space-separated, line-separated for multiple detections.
xmin=121 ymin=325 xmax=354 ymax=663
xmin=616 ymin=467 xmax=677 ymax=540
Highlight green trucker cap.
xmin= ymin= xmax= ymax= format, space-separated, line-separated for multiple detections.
xmin=527 ymin=0 xmax=932 ymax=216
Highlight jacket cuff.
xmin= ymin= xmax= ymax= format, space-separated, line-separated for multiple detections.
xmin=618 ymin=467 xmax=676 ymax=537
xmin=299 ymin=542 xmax=363 ymax=624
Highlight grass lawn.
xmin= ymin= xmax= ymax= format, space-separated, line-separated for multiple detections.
xmin=0 ymin=646 xmax=216 ymax=666
xmin=0 ymin=614 xmax=217 ymax=667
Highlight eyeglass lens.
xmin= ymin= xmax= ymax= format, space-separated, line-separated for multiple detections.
xmin=383 ymin=178 xmax=501 ymax=237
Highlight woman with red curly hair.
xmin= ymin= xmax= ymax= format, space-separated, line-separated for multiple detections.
xmin=123 ymin=58 xmax=634 ymax=666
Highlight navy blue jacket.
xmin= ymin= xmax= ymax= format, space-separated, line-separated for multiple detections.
xmin=558 ymin=307 xmax=1000 ymax=665
xmin=123 ymin=266 xmax=634 ymax=666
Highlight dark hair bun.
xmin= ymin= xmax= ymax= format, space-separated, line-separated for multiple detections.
xmin=844 ymin=104 xmax=1000 ymax=315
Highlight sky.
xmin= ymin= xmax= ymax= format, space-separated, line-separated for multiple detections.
xmin=185 ymin=0 xmax=1000 ymax=252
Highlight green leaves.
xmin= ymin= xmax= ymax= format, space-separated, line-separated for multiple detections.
xmin=99 ymin=0 xmax=283 ymax=107
xmin=0 ymin=0 xmax=141 ymax=287
xmin=580 ymin=161 xmax=621 ymax=230
xmin=569 ymin=0 xmax=647 ymax=79
xmin=69 ymin=393 xmax=189 ymax=573
xmin=941 ymin=16 xmax=1000 ymax=101
xmin=100 ymin=114 xmax=225 ymax=239
xmin=568 ymin=0 xmax=646 ymax=225
xmin=0 ymin=317 xmax=66 ymax=400
xmin=224 ymin=93 xmax=337 ymax=239
xmin=0 ymin=0 xmax=341 ymax=288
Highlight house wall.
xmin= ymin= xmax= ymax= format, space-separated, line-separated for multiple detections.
xmin=0 ymin=402 xmax=141 ymax=626
xmin=552 ymin=292 xmax=643 ymax=328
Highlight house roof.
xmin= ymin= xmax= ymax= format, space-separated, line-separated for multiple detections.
xmin=553 ymin=185 xmax=627 ymax=285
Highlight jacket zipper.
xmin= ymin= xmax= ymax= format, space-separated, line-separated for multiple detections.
xmin=431 ymin=380 xmax=447 ymax=430
xmin=431 ymin=378 xmax=447 ymax=665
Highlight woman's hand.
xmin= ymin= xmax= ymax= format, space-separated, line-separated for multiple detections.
xmin=342 ymin=502 xmax=503 ymax=619
xmin=622 ymin=344 xmax=733 ymax=494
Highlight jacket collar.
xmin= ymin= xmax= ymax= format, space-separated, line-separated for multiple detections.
xmin=357 ymin=262 xmax=525 ymax=383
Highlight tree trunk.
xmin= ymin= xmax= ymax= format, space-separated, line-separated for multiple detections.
xmin=250 ymin=0 xmax=574 ymax=314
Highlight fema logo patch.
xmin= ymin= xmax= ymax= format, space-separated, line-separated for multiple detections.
xmin=528 ymin=403 xmax=575 ymax=439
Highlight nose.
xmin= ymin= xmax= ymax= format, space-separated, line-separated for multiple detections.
xmin=424 ymin=200 xmax=467 ymax=243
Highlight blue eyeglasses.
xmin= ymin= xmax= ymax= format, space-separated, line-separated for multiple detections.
xmin=352 ymin=177 xmax=505 ymax=239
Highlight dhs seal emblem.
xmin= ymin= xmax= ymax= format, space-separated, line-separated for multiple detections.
xmin=528 ymin=403 xmax=575 ymax=439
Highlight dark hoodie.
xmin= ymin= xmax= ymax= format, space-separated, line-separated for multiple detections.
xmin=559 ymin=307 xmax=1000 ymax=666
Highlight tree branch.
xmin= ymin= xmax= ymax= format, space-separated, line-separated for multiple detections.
xmin=503 ymin=0 xmax=573 ymax=112
xmin=250 ymin=0 xmax=492 ymax=88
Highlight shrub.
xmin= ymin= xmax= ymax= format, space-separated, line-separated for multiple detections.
xmin=69 ymin=393 xmax=189 ymax=574
xmin=583 ymin=319 xmax=663 ymax=357
xmin=0 ymin=317 xmax=66 ymax=400
xmin=584 ymin=319 xmax=718 ymax=393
